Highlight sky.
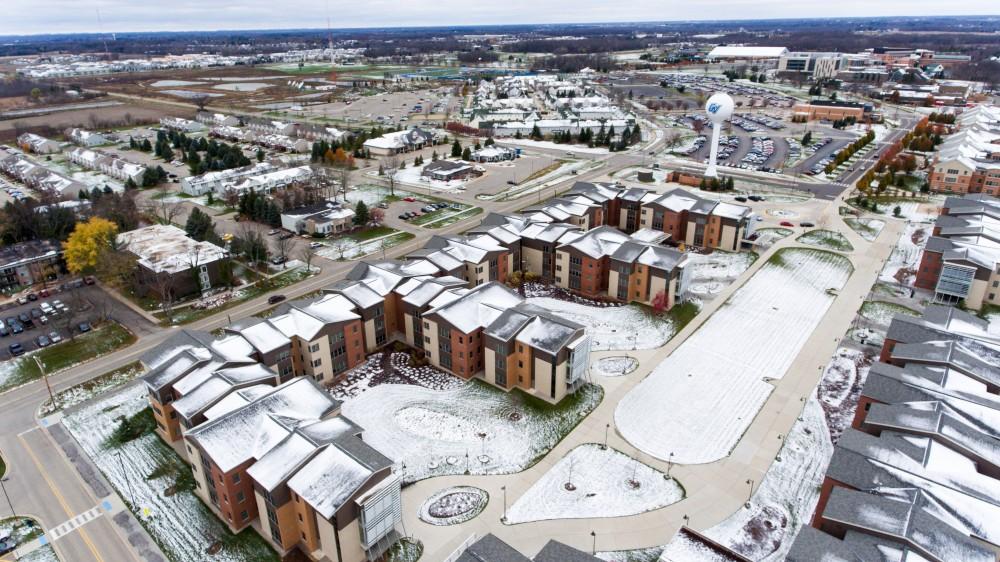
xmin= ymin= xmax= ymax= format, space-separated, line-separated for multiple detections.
xmin=2 ymin=0 xmax=996 ymax=36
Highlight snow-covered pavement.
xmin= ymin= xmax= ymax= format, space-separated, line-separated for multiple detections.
xmin=616 ymin=248 xmax=853 ymax=464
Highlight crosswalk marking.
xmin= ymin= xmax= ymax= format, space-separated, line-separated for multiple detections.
xmin=45 ymin=504 xmax=105 ymax=542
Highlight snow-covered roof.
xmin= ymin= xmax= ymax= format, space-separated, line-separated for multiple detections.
xmin=118 ymin=224 xmax=228 ymax=275
xmin=426 ymin=282 xmax=523 ymax=334
xmin=558 ymin=226 xmax=631 ymax=260
xmin=286 ymin=444 xmax=375 ymax=519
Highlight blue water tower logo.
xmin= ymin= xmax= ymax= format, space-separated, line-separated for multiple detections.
xmin=708 ymin=103 xmax=721 ymax=114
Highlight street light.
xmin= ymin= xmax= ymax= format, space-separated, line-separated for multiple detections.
xmin=602 ymin=423 xmax=610 ymax=450
xmin=591 ymin=531 xmax=597 ymax=555
xmin=500 ymin=485 xmax=507 ymax=522
xmin=667 ymin=452 xmax=674 ymax=479
xmin=745 ymin=478 xmax=754 ymax=506
xmin=117 ymin=450 xmax=136 ymax=508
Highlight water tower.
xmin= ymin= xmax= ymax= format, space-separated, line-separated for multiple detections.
xmin=704 ymin=93 xmax=734 ymax=178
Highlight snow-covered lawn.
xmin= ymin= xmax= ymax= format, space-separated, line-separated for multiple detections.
xmin=330 ymin=352 xmax=467 ymax=401
xmin=40 ymin=361 xmax=144 ymax=416
xmin=682 ymin=251 xmax=757 ymax=299
xmin=883 ymin=198 xmax=942 ymax=222
xmin=879 ymin=222 xmax=927 ymax=286
xmin=753 ymin=228 xmax=793 ymax=249
xmin=843 ymin=217 xmax=885 ymax=242
xmin=314 ymin=231 xmax=414 ymax=261
xmin=592 ymin=356 xmax=639 ymax=377
xmin=341 ymin=381 xmax=602 ymax=483
xmin=598 ymin=547 xmax=664 ymax=562
xmin=505 ymin=444 xmax=683 ymax=524
xmin=698 ymin=397 xmax=833 ymax=561
xmin=616 ymin=248 xmax=853 ymax=464
xmin=62 ymin=384 xmax=278 ymax=562
xmin=525 ymin=297 xmax=678 ymax=351
xmin=0 ymin=517 xmax=54 ymax=562
xmin=765 ymin=208 xmax=797 ymax=218
xmin=418 ymin=486 xmax=488 ymax=526
xmin=859 ymin=301 xmax=918 ymax=330
xmin=816 ymin=347 xmax=873 ymax=444
xmin=796 ymin=229 xmax=853 ymax=252
xmin=370 ymin=160 xmax=474 ymax=192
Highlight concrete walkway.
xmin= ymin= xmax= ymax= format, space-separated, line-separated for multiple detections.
xmin=400 ymin=189 xmax=905 ymax=560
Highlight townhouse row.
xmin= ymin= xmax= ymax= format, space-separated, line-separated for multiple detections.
xmin=789 ymin=305 xmax=1000 ymax=562
xmin=927 ymin=105 xmax=1000 ymax=196
xmin=914 ymin=193 xmax=1000 ymax=310
xmin=68 ymin=147 xmax=147 ymax=184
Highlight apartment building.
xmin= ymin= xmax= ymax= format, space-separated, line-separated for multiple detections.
xmin=409 ymin=234 xmax=511 ymax=287
xmin=159 ymin=117 xmax=206 ymax=133
xmin=68 ymin=147 xmax=147 ymax=184
xmin=180 ymin=162 xmax=276 ymax=196
xmin=790 ymin=306 xmax=1000 ymax=562
xmin=195 ymin=111 xmax=241 ymax=127
xmin=914 ymin=194 xmax=1000 ymax=310
xmin=66 ymin=128 xmax=108 ymax=147
xmin=639 ymin=188 xmax=752 ymax=251
xmin=118 ymin=224 xmax=229 ymax=299
xmin=183 ymin=377 xmax=402 ymax=561
xmin=0 ymin=147 xmax=86 ymax=197
xmin=16 ymin=133 xmax=61 ymax=154
xmin=927 ymin=106 xmax=1000 ymax=195
xmin=0 ymin=239 xmax=64 ymax=291
xmin=452 ymin=533 xmax=603 ymax=562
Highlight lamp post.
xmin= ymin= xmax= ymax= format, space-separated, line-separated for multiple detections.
xmin=682 ymin=514 xmax=690 ymax=527
xmin=591 ymin=531 xmax=597 ymax=555
xmin=745 ymin=478 xmax=754 ymax=506
xmin=500 ymin=485 xmax=507 ymax=522
xmin=667 ymin=452 xmax=674 ymax=479
xmin=117 ymin=450 xmax=136 ymax=508
xmin=602 ymin=423 xmax=610 ymax=450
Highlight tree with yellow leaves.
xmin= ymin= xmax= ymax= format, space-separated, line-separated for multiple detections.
xmin=64 ymin=217 xmax=119 ymax=274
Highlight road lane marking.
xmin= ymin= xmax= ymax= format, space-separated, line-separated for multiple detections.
xmin=17 ymin=429 xmax=105 ymax=562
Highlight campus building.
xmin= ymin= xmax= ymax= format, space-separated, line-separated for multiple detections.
xmin=914 ymin=194 xmax=1000 ymax=310
xmin=117 ymin=224 xmax=230 ymax=299
xmin=927 ymin=105 xmax=1000 ymax=195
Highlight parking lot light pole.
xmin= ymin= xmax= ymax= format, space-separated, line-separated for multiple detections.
xmin=33 ymin=356 xmax=55 ymax=407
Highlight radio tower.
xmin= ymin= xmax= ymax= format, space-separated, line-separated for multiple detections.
xmin=96 ymin=6 xmax=112 ymax=60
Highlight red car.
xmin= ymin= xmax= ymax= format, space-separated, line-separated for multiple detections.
xmin=780 ymin=221 xmax=794 ymax=227
xmin=403 ymin=197 xmax=416 ymax=202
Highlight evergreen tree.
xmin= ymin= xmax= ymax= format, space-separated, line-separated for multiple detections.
xmin=354 ymin=200 xmax=369 ymax=225
xmin=462 ymin=147 xmax=472 ymax=161
xmin=451 ymin=139 xmax=462 ymax=158
xmin=256 ymin=148 xmax=265 ymax=162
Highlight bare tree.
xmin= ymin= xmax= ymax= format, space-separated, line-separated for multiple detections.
xmin=152 ymin=183 xmax=182 ymax=225
xmin=337 ymin=164 xmax=352 ymax=202
xmin=297 ymin=244 xmax=318 ymax=273
xmin=149 ymin=270 xmax=177 ymax=323
xmin=381 ymin=155 xmax=400 ymax=196
xmin=330 ymin=237 xmax=353 ymax=261
xmin=273 ymin=234 xmax=294 ymax=269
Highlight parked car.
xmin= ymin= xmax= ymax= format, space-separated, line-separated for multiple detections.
xmin=780 ymin=221 xmax=795 ymax=227
xmin=267 ymin=294 xmax=287 ymax=305
xmin=27 ymin=292 xmax=38 ymax=301
xmin=16 ymin=296 xmax=28 ymax=305
xmin=49 ymin=331 xmax=62 ymax=344
xmin=398 ymin=214 xmax=409 ymax=220
xmin=506 ymin=180 xmax=516 ymax=185
xmin=378 ymin=202 xmax=389 ymax=209
xmin=17 ymin=313 xmax=32 ymax=326
xmin=421 ymin=205 xmax=436 ymax=213
xmin=309 ymin=242 xmax=323 ymax=249
xmin=35 ymin=335 xmax=51 ymax=348
xmin=39 ymin=315 xmax=48 ymax=325
xmin=8 ymin=343 xmax=25 ymax=356
xmin=84 ymin=276 xmax=96 ymax=285
xmin=39 ymin=289 xmax=49 ymax=298
xmin=734 ymin=196 xmax=748 ymax=202
xmin=78 ymin=322 xmax=92 ymax=333
xmin=10 ymin=323 xmax=23 ymax=335
xmin=270 ymin=256 xmax=286 ymax=265
xmin=30 ymin=308 xmax=42 ymax=319
xmin=800 ymin=221 xmax=816 ymax=227
xmin=0 ymin=325 xmax=8 ymax=337
xmin=403 ymin=197 xmax=416 ymax=202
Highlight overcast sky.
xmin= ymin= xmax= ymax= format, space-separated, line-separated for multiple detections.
xmin=2 ymin=1 xmax=995 ymax=36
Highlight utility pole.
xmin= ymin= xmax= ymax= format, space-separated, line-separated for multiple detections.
xmin=117 ymin=450 xmax=136 ymax=508
xmin=33 ymin=356 xmax=55 ymax=407
xmin=0 ymin=477 xmax=15 ymax=517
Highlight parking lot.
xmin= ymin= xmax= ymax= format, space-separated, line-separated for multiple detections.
xmin=0 ymin=283 xmax=157 ymax=360
xmin=300 ymin=87 xmax=460 ymax=128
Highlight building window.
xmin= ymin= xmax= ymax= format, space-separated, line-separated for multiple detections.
xmin=237 ymin=491 xmax=245 ymax=503
xmin=232 ymin=474 xmax=241 ymax=484
xmin=309 ymin=343 xmax=320 ymax=353
xmin=312 ymin=358 xmax=322 ymax=367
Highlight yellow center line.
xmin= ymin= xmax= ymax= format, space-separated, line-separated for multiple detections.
xmin=17 ymin=431 xmax=105 ymax=562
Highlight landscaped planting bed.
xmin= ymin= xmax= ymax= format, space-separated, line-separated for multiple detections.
xmin=795 ymin=229 xmax=854 ymax=252
xmin=418 ymin=486 xmax=489 ymax=526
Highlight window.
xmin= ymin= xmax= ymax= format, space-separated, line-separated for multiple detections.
xmin=309 ymin=343 xmax=320 ymax=353
xmin=237 ymin=491 xmax=245 ymax=503
xmin=312 ymin=358 xmax=322 ymax=367
xmin=232 ymin=474 xmax=241 ymax=484
xmin=298 ymin=513 xmax=303 ymax=522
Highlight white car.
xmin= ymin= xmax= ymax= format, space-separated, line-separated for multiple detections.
xmin=309 ymin=242 xmax=323 ymax=249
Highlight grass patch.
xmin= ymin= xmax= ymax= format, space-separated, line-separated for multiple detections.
xmin=0 ymin=323 xmax=136 ymax=394
xmin=412 ymin=206 xmax=483 ymax=228
xmin=40 ymin=360 xmax=144 ymax=416
xmin=108 ymin=407 xmax=157 ymax=446
xmin=860 ymin=301 xmax=920 ymax=326
xmin=843 ymin=217 xmax=885 ymax=242
xmin=157 ymin=267 xmax=314 ymax=325
xmin=345 ymin=226 xmax=398 ymax=242
xmin=521 ymin=161 xmax=564 ymax=184
xmin=796 ymin=229 xmax=854 ymax=252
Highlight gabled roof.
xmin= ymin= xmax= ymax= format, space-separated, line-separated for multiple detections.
xmin=425 ymin=282 xmax=523 ymax=334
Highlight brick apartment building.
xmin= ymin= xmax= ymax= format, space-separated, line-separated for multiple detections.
xmin=789 ymin=306 xmax=1000 ymax=562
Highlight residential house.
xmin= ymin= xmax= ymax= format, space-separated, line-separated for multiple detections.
xmin=159 ymin=117 xmax=206 ymax=133
xmin=16 ymin=133 xmax=61 ymax=154
xmin=420 ymin=159 xmax=479 ymax=181
xmin=68 ymin=148 xmax=147 ymax=184
xmin=67 ymin=128 xmax=108 ymax=147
